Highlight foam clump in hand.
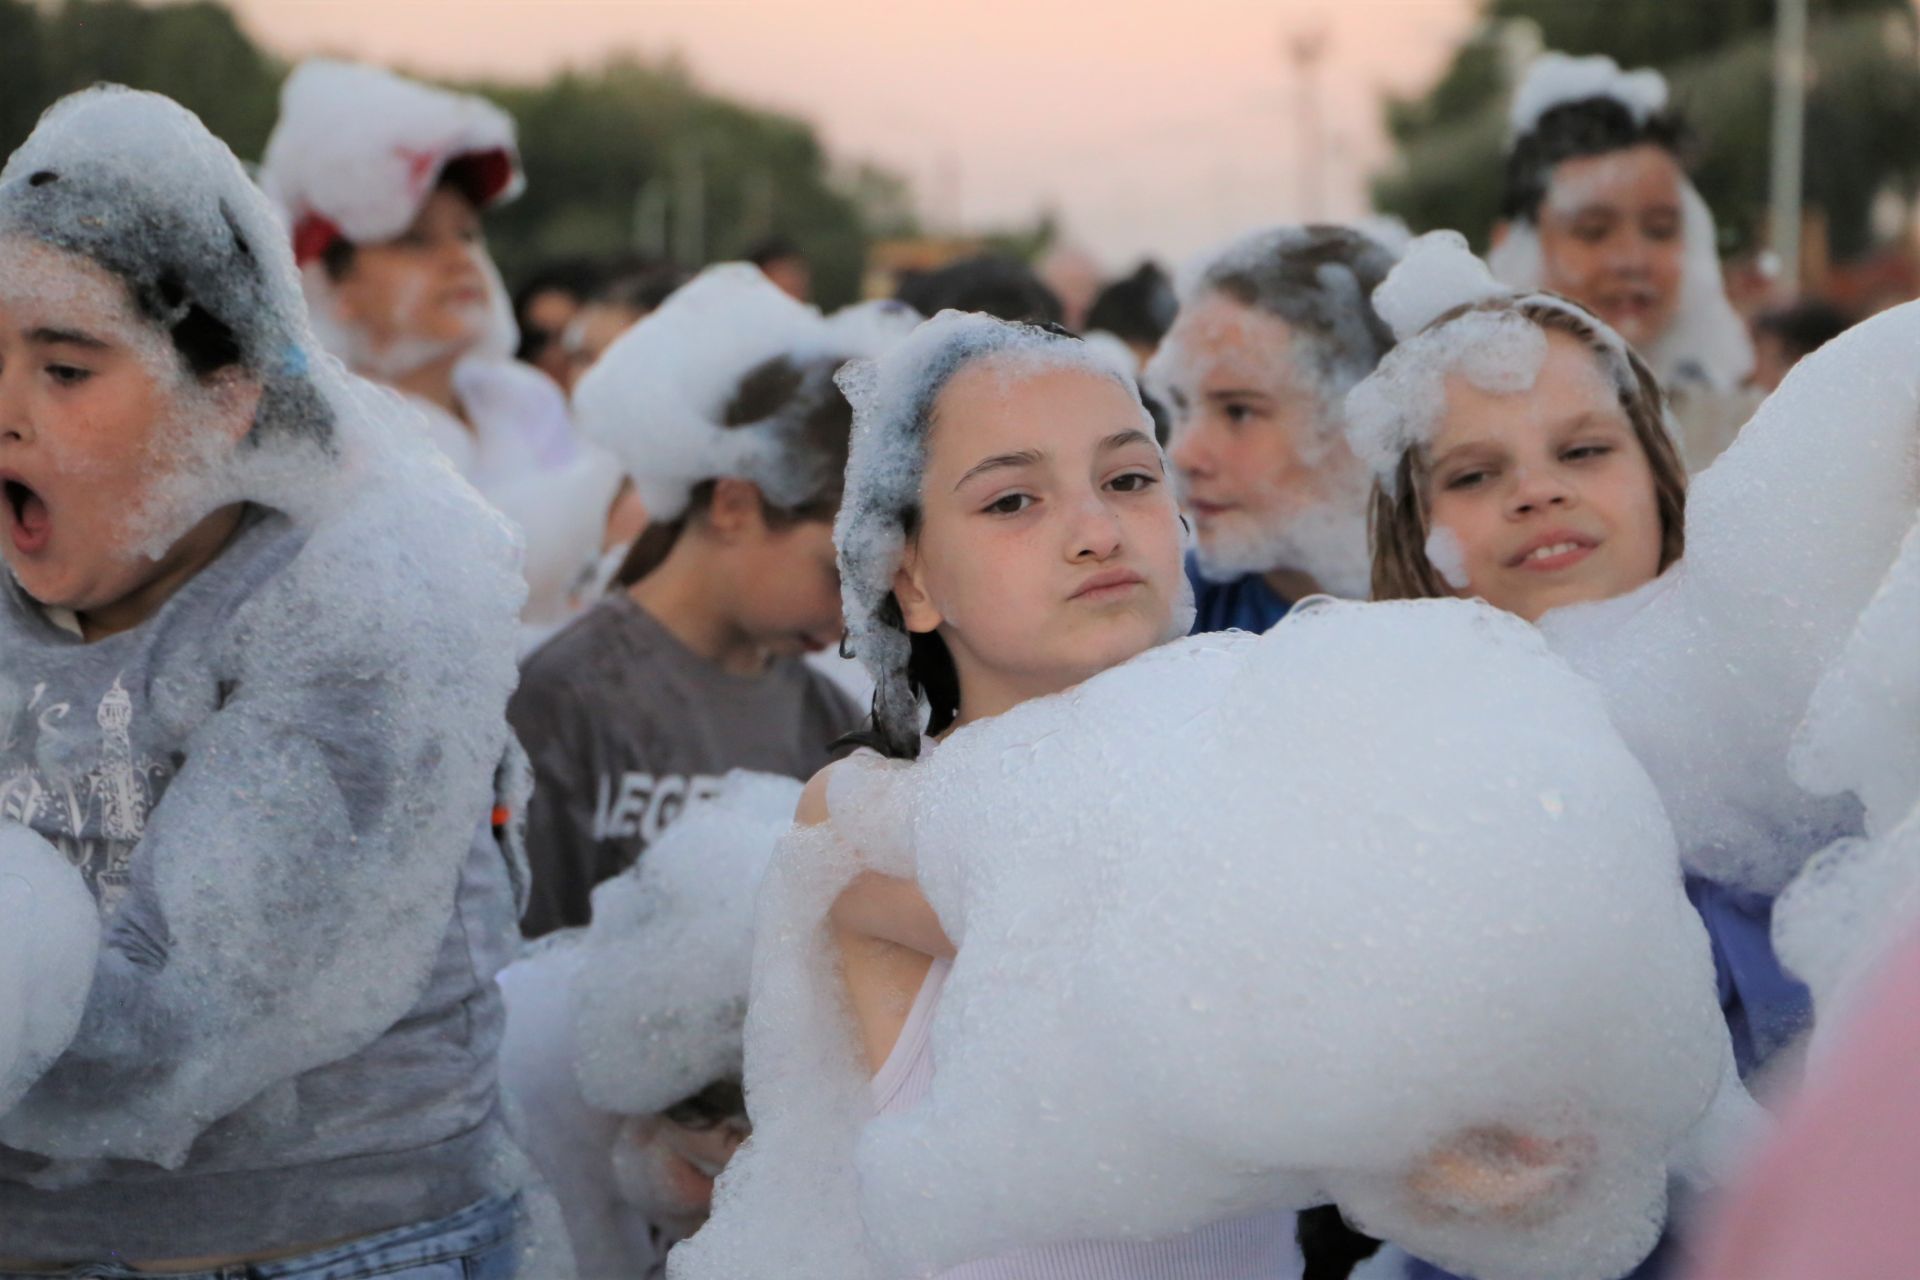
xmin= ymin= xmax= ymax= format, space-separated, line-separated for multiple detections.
xmin=1508 ymin=52 xmax=1669 ymax=138
xmin=571 ymin=770 xmax=803 ymax=1117
xmin=0 ymin=827 xmax=99 ymax=1116
xmin=1541 ymin=301 xmax=1920 ymax=894
xmin=680 ymin=600 xmax=1731 ymax=1280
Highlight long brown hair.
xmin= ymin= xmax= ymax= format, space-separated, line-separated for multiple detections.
xmin=1369 ymin=297 xmax=1687 ymax=602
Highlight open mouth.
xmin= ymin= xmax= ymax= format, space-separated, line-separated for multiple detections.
xmin=4 ymin=478 xmax=51 ymax=555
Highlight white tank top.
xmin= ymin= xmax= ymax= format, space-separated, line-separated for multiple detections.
xmin=871 ymin=956 xmax=1303 ymax=1280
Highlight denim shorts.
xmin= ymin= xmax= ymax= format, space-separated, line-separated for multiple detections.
xmin=0 ymin=1193 xmax=522 ymax=1280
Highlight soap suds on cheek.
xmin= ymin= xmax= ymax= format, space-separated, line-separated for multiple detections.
xmin=0 ymin=242 xmax=234 ymax=592
xmin=1424 ymin=525 xmax=1472 ymax=591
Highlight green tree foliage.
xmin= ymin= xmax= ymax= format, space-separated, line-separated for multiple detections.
xmin=1374 ymin=0 xmax=1920 ymax=262
xmin=0 ymin=2 xmax=911 ymax=306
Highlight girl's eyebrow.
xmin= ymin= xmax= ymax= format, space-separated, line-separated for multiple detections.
xmin=1203 ymin=387 xmax=1271 ymax=402
xmin=1098 ymin=428 xmax=1155 ymax=454
xmin=954 ymin=448 xmax=1045 ymax=491
xmin=27 ymin=326 xmax=108 ymax=350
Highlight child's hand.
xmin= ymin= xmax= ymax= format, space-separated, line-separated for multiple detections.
xmin=1403 ymin=1124 xmax=1594 ymax=1225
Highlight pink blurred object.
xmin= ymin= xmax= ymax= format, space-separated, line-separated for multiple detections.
xmin=1689 ymin=922 xmax=1920 ymax=1279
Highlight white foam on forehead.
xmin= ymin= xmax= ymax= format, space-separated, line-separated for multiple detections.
xmin=1346 ymin=233 xmax=1640 ymax=489
xmin=1509 ymin=53 xmax=1669 ymax=139
xmin=833 ymin=309 xmax=1149 ymax=688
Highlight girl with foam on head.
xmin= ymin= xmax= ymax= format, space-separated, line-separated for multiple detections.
xmin=1149 ymin=225 xmax=1398 ymax=634
xmin=1346 ymin=231 xmax=1810 ymax=1280
xmin=510 ymin=266 xmax=904 ymax=938
xmin=672 ymin=310 xmax=1303 ymax=1278
xmin=1490 ymin=53 xmax=1756 ymax=471
xmin=259 ymin=58 xmax=614 ymax=635
xmin=0 ymin=86 xmax=548 ymax=1273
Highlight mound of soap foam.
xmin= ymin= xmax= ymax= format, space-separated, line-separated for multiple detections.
xmin=0 ymin=826 xmax=100 ymax=1116
xmin=1542 ymin=299 xmax=1920 ymax=894
xmin=681 ymin=599 xmax=1730 ymax=1280
xmin=501 ymin=772 xmax=799 ymax=1273
xmin=573 ymin=770 xmax=802 ymax=1116
xmin=1773 ymin=508 xmax=1920 ymax=1026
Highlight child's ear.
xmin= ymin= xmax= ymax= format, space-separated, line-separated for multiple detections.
xmin=891 ymin=543 xmax=943 ymax=634
xmin=706 ymin=477 xmax=766 ymax=542
xmin=206 ymin=369 xmax=264 ymax=445
xmin=1490 ymin=220 xmax=1511 ymax=251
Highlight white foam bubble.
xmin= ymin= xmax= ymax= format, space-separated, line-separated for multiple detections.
xmin=679 ymin=600 xmax=1732 ymax=1280
xmin=1541 ymin=300 xmax=1920 ymax=895
xmin=0 ymin=826 xmax=99 ymax=1117
xmin=1508 ymin=53 xmax=1670 ymax=139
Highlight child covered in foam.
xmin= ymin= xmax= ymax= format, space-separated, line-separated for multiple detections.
xmin=512 ymin=266 xmax=911 ymax=938
xmin=498 ymin=771 xmax=800 ymax=1276
xmin=0 ymin=87 xmax=550 ymax=1272
xmin=1346 ymin=230 xmax=1821 ymax=1278
xmin=1488 ymin=53 xmax=1757 ymax=470
xmin=260 ymin=59 xmax=615 ymax=638
xmin=670 ymin=312 xmax=1734 ymax=1280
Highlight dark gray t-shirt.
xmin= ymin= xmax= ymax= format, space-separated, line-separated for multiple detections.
xmin=511 ymin=593 xmax=862 ymax=936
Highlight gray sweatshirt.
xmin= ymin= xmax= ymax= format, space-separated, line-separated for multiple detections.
xmin=0 ymin=508 xmax=527 ymax=1260
xmin=511 ymin=594 xmax=861 ymax=938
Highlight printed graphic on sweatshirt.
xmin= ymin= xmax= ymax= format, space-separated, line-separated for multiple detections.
xmin=592 ymin=771 xmax=726 ymax=849
xmin=0 ymin=676 xmax=171 ymax=913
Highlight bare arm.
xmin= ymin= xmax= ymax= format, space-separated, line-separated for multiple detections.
xmin=800 ymin=767 xmax=954 ymax=962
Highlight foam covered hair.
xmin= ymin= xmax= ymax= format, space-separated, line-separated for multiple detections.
xmin=1345 ymin=231 xmax=1641 ymax=492
xmin=1508 ymin=53 xmax=1670 ymax=140
xmin=833 ymin=311 xmax=1150 ymax=756
xmin=571 ymin=264 xmax=919 ymax=521
xmin=0 ymin=86 xmax=331 ymax=445
xmin=259 ymin=58 xmax=522 ymax=261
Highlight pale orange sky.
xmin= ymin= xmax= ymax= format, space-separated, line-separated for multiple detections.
xmin=228 ymin=0 xmax=1476 ymax=267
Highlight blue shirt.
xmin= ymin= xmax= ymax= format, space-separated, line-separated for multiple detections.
xmin=1187 ymin=554 xmax=1292 ymax=636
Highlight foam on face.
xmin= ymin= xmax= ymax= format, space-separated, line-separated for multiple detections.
xmin=573 ymin=264 xmax=916 ymax=524
xmin=1491 ymin=169 xmax=1752 ymax=394
xmin=833 ymin=310 xmax=1164 ymax=749
xmin=1424 ymin=525 xmax=1470 ymax=590
xmin=1539 ymin=299 xmax=1920 ymax=894
xmin=0 ymin=91 xmax=540 ymax=1245
xmin=1346 ymin=232 xmax=1643 ymax=495
xmin=0 ymin=826 xmax=99 ymax=1116
xmin=675 ymin=600 xmax=1733 ymax=1280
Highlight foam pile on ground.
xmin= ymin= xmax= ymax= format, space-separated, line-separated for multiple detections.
xmin=1542 ymin=301 xmax=1920 ymax=893
xmin=0 ymin=827 xmax=99 ymax=1117
xmin=679 ymin=600 xmax=1732 ymax=1280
